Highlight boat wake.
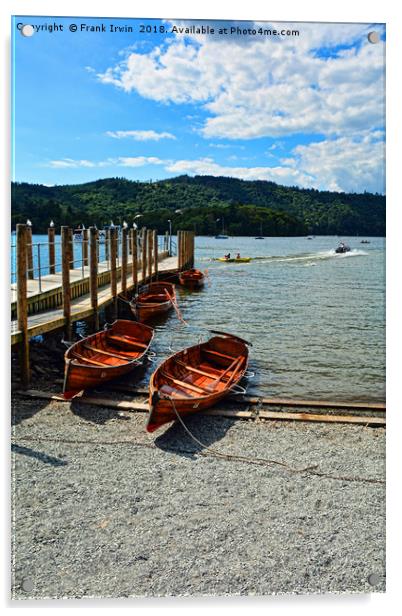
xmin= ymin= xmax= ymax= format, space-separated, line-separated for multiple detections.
xmin=248 ymin=249 xmax=368 ymax=264
xmin=200 ymin=249 xmax=368 ymax=265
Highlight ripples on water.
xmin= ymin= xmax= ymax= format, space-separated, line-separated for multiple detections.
xmin=22 ymin=234 xmax=385 ymax=403
xmin=140 ymin=236 xmax=385 ymax=403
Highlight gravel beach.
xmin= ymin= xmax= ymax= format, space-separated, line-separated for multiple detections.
xmin=11 ymin=393 xmax=385 ymax=599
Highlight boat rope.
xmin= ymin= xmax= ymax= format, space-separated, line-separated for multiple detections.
xmin=166 ymin=397 xmax=384 ymax=484
xmin=12 ymin=434 xmax=385 ymax=486
xmin=167 ymin=396 xmax=316 ymax=473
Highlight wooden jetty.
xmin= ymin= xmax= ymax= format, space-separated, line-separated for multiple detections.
xmin=11 ymin=224 xmax=195 ymax=386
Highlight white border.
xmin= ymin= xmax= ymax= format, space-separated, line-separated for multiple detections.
xmin=2 ymin=1 xmax=401 ymax=614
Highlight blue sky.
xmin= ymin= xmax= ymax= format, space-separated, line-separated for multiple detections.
xmin=12 ymin=16 xmax=385 ymax=193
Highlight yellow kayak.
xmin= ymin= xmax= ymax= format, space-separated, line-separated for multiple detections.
xmin=216 ymin=257 xmax=251 ymax=263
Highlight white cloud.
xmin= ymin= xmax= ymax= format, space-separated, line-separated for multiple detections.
xmin=47 ymin=156 xmax=166 ymax=169
xmin=117 ymin=156 xmax=166 ymax=167
xmin=106 ymin=130 xmax=176 ymax=141
xmin=165 ymin=157 xmax=314 ymax=187
xmin=48 ymin=159 xmax=96 ymax=168
xmin=288 ymin=135 xmax=385 ymax=193
xmin=46 ymin=133 xmax=385 ymax=193
xmin=98 ymin=22 xmax=385 ymax=140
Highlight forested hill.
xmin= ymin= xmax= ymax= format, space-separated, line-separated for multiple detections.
xmin=11 ymin=175 xmax=385 ymax=236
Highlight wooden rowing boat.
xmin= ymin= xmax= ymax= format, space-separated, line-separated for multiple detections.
xmin=130 ymin=282 xmax=176 ymax=322
xmin=147 ymin=331 xmax=250 ymax=432
xmin=63 ymin=320 xmax=154 ymax=399
xmin=179 ymin=268 xmax=205 ymax=289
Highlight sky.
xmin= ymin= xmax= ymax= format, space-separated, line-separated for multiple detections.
xmin=12 ymin=16 xmax=385 ymax=193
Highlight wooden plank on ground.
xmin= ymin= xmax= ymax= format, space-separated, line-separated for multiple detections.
xmin=15 ymin=390 xmax=385 ymax=426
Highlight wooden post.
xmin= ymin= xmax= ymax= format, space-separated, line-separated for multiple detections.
xmin=48 ymin=226 xmax=56 ymax=274
xmin=177 ymin=230 xmax=181 ymax=270
xmin=89 ymin=227 xmax=99 ymax=331
xmin=16 ymin=224 xmax=30 ymax=387
xmin=110 ymin=227 xmax=117 ymax=320
xmin=153 ymin=230 xmax=158 ymax=279
xmin=180 ymin=230 xmax=185 ymax=270
xmin=121 ymin=226 xmax=128 ymax=295
xmin=104 ymin=228 xmax=109 ymax=264
xmin=26 ymin=225 xmax=34 ymax=279
xmin=190 ymin=231 xmax=195 ymax=267
xmin=96 ymin=230 xmax=100 ymax=262
xmin=147 ymin=230 xmax=153 ymax=282
xmin=82 ymin=228 xmax=88 ymax=267
xmin=131 ymin=228 xmax=138 ymax=293
xmin=68 ymin=228 xmax=74 ymax=269
xmin=141 ymin=227 xmax=147 ymax=283
xmin=61 ymin=226 xmax=71 ymax=340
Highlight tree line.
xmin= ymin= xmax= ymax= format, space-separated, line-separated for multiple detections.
xmin=11 ymin=175 xmax=385 ymax=236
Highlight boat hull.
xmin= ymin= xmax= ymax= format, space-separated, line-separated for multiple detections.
xmin=147 ymin=333 xmax=249 ymax=432
xmin=130 ymin=282 xmax=176 ymax=322
xmin=179 ymin=269 xmax=205 ymax=289
xmin=63 ymin=320 xmax=154 ymax=399
xmin=216 ymin=257 xmax=251 ymax=263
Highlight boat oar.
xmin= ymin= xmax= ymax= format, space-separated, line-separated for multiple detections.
xmin=206 ymin=356 xmax=244 ymax=391
xmin=204 ymin=268 xmax=211 ymax=286
xmin=165 ymin=289 xmax=188 ymax=325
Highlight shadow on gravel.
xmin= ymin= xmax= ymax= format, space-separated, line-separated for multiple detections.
xmin=70 ymin=400 xmax=132 ymax=425
xmin=11 ymin=393 xmax=51 ymax=427
xmin=154 ymin=415 xmax=235 ymax=460
xmin=11 ymin=443 xmax=68 ymax=467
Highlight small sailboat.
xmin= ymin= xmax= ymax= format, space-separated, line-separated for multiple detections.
xmin=215 ymin=217 xmax=229 ymax=239
xmin=147 ymin=331 xmax=250 ymax=432
xmin=255 ymin=222 xmax=264 ymax=239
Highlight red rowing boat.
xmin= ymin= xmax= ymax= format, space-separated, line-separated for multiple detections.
xmin=63 ymin=320 xmax=154 ymax=399
xmin=147 ymin=331 xmax=250 ymax=432
xmin=179 ymin=268 xmax=205 ymax=289
xmin=130 ymin=281 xmax=176 ymax=322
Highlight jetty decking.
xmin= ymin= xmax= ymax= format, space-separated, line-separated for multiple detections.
xmin=12 ymin=224 xmax=195 ymax=387
xmin=10 ymin=254 xmax=178 ymax=344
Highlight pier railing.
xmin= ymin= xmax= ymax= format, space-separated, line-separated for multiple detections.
xmin=11 ymin=227 xmax=173 ymax=287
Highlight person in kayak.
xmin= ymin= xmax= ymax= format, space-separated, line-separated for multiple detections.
xmin=236 ymin=253 xmax=241 ymax=259
xmin=224 ymin=253 xmax=231 ymax=260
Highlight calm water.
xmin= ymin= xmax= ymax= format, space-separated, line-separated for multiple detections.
xmin=12 ymin=234 xmax=385 ymax=403
xmin=141 ymin=235 xmax=385 ymax=403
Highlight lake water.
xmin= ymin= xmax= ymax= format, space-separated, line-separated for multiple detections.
xmin=146 ymin=235 xmax=385 ymax=403
xmin=11 ymin=234 xmax=385 ymax=403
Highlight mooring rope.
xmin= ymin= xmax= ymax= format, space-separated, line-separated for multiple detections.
xmin=166 ymin=397 xmax=384 ymax=484
xmin=13 ymin=429 xmax=385 ymax=486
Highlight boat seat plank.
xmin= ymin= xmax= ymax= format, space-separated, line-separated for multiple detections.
xmin=83 ymin=343 xmax=134 ymax=361
xmin=71 ymin=353 xmax=108 ymax=367
xmin=161 ymin=372 xmax=209 ymax=395
xmin=203 ymin=348 xmax=236 ymax=362
xmin=159 ymin=384 xmax=193 ymax=399
xmin=175 ymin=359 xmax=223 ymax=381
xmin=106 ymin=334 xmax=147 ymax=349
